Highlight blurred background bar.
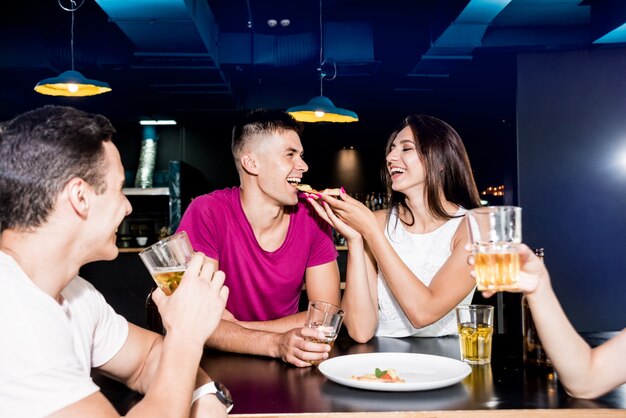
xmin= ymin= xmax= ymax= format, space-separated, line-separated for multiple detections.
xmin=2 ymin=0 xmax=624 ymax=335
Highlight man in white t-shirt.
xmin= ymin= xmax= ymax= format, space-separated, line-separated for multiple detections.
xmin=0 ymin=105 xmax=231 ymax=418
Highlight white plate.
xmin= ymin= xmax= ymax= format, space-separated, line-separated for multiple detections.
xmin=318 ymin=352 xmax=471 ymax=392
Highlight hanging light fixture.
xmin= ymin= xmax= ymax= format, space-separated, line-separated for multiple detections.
xmin=287 ymin=0 xmax=358 ymax=123
xmin=34 ymin=0 xmax=111 ymax=97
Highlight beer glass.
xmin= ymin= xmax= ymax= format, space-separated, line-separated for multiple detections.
xmin=305 ymin=301 xmax=344 ymax=365
xmin=139 ymin=231 xmax=194 ymax=296
xmin=466 ymin=206 xmax=522 ymax=291
xmin=456 ymin=305 xmax=494 ymax=365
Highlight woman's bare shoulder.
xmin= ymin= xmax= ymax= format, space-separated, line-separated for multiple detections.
xmin=451 ymin=215 xmax=469 ymax=249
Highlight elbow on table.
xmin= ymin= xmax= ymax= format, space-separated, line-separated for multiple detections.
xmin=406 ymin=311 xmax=440 ymax=330
xmin=563 ymin=383 xmax=610 ymax=400
xmin=345 ymin=323 xmax=375 ymax=344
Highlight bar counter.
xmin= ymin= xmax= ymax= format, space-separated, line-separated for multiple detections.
xmin=94 ymin=331 xmax=626 ymax=416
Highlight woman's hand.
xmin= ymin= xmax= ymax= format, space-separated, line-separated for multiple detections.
xmin=305 ymin=193 xmax=362 ymax=243
xmin=466 ymin=243 xmax=550 ymax=299
xmin=306 ymin=192 xmax=379 ymax=241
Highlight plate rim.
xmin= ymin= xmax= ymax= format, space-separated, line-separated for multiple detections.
xmin=318 ymin=352 xmax=471 ymax=392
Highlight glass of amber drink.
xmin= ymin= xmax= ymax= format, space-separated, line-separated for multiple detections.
xmin=139 ymin=231 xmax=194 ymax=296
xmin=305 ymin=301 xmax=344 ymax=365
xmin=456 ymin=305 xmax=494 ymax=365
xmin=466 ymin=206 xmax=522 ymax=291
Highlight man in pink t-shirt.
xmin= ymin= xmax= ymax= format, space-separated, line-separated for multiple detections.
xmin=177 ymin=109 xmax=341 ymax=367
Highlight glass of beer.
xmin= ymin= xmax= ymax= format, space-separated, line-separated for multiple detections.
xmin=466 ymin=206 xmax=522 ymax=291
xmin=456 ymin=305 xmax=494 ymax=365
xmin=305 ymin=301 xmax=344 ymax=365
xmin=139 ymin=231 xmax=194 ymax=296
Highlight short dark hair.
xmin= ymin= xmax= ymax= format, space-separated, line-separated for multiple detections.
xmin=382 ymin=114 xmax=481 ymax=224
xmin=0 ymin=105 xmax=115 ymax=232
xmin=231 ymin=109 xmax=303 ymax=161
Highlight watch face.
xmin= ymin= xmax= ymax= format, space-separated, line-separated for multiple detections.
xmin=214 ymin=381 xmax=234 ymax=407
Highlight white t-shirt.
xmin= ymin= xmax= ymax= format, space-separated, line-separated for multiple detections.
xmin=375 ymin=208 xmax=475 ymax=337
xmin=0 ymin=251 xmax=129 ymax=418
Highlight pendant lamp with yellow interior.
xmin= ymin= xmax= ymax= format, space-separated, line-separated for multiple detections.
xmin=34 ymin=0 xmax=111 ymax=97
xmin=286 ymin=0 xmax=358 ymax=123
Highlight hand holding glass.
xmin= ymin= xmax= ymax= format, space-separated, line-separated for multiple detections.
xmin=466 ymin=206 xmax=522 ymax=291
xmin=305 ymin=301 xmax=344 ymax=365
xmin=139 ymin=231 xmax=194 ymax=295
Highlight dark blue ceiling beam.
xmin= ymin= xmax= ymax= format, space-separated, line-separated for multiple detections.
xmin=584 ymin=0 xmax=626 ymax=44
xmin=409 ymin=0 xmax=513 ymax=76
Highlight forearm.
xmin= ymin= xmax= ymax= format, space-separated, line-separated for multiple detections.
xmin=526 ymin=282 xmax=598 ymax=397
xmin=205 ymin=319 xmax=282 ymax=358
xmin=341 ymin=239 xmax=378 ymax=343
xmin=237 ymin=311 xmax=307 ymax=333
xmin=125 ymin=332 xmax=204 ymax=418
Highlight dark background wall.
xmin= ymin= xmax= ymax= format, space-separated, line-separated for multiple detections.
xmin=518 ymin=48 xmax=626 ymax=332
xmin=112 ymin=109 xmax=517 ymax=202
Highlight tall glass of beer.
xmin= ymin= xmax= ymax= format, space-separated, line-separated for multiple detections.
xmin=139 ymin=231 xmax=194 ymax=295
xmin=466 ymin=206 xmax=522 ymax=291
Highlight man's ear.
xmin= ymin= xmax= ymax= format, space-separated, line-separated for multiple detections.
xmin=240 ymin=153 xmax=259 ymax=175
xmin=66 ymin=177 xmax=91 ymax=217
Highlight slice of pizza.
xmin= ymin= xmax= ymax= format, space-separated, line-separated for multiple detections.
xmin=352 ymin=368 xmax=405 ymax=383
xmin=295 ymin=184 xmax=342 ymax=196
xmin=295 ymin=183 xmax=315 ymax=193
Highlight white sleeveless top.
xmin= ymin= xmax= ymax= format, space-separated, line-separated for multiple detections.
xmin=375 ymin=207 xmax=475 ymax=337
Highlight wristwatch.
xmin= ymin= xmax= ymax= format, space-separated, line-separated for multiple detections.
xmin=191 ymin=381 xmax=234 ymax=412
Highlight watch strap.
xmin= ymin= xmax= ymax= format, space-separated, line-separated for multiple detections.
xmin=191 ymin=382 xmax=234 ymax=413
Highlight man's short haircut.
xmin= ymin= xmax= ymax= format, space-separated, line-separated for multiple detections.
xmin=231 ymin=109 xmax=303 ymax=161
xmin=0 ymin=105 xmax=115 ymax=232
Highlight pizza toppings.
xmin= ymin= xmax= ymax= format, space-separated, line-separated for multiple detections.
xmin=352 ymin=368 xmax=405 ymax=383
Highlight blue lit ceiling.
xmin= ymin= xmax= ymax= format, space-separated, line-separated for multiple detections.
xmin=1 ymin=0 xmax=626 ymax=122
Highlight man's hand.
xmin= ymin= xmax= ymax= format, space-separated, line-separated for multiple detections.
xmin=152 ymin=253 xmax=229 ymax=346
xmin=274 ymin=327 xmax=333 ymax=367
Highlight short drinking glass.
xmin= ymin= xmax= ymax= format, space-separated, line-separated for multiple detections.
xmin=456 ymin=305 xmax=494 ymax=365
xmin=305 ymin=300 xmax=344 ymax=365
xmin=139 ymin=231 xmax=194 ymax=296
xmin=466 ymin=206 xmax=522 ymax=291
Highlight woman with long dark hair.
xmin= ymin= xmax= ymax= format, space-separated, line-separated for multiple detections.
xmin=307 ymin=114 xmax=481 ymax=342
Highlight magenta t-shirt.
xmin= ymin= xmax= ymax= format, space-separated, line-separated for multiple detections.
xmin=176 ymin=187 xmax=338 ymax=321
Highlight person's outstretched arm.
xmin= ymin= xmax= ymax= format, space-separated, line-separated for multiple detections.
xmin=204 ymin=317 xmax=333 ymax=367
xmin=482 ymin=244 xmax=626 ymax=399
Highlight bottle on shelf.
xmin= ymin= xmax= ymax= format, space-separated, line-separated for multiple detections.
xmin=522 ymin=248 xmax=552 ymax=368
